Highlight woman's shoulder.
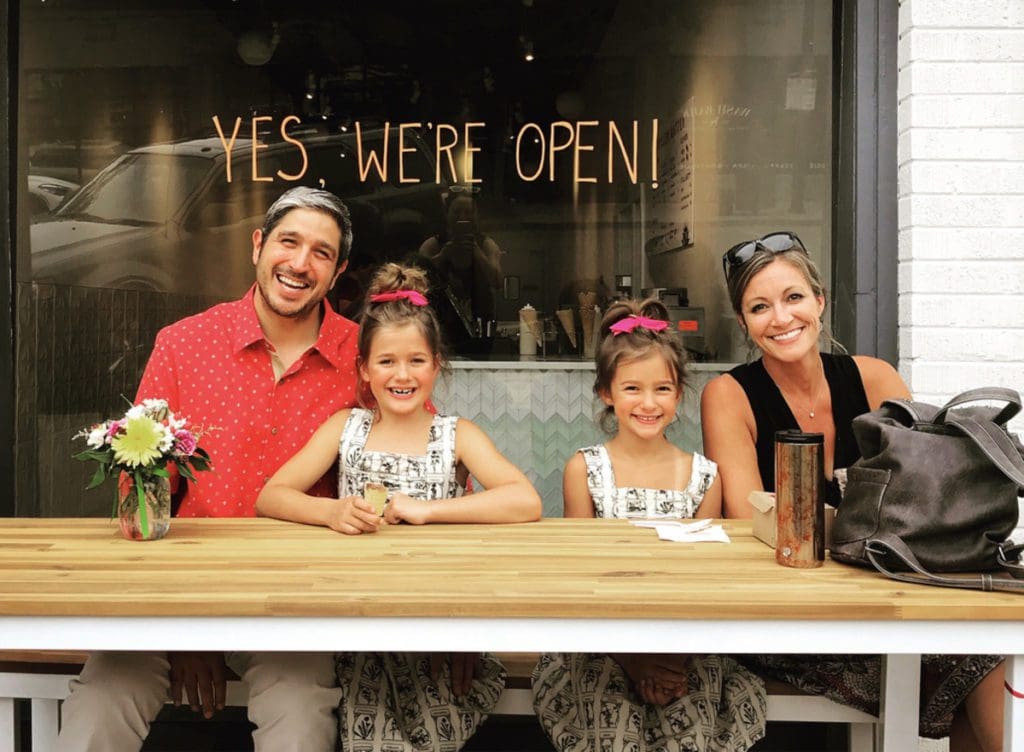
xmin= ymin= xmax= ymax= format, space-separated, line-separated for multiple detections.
xmin=701 ymin=371 xmax=753 ymax=419
xmin=702 ymin=370 xmax=744 ymax=402
xmin=850 ymin=354 xmax=895 ymax=377
xmin=850 ymin=355 xmax=911 ymax=408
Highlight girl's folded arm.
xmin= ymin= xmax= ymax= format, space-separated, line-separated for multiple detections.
xmin=256 ymin=410 xmax=351 ymax=526
xmin=418 ymin=418 xmax=541 ymax=524
xmin=561 ymin=452 xmax=596 ymax=518
xmin=694 ymin=473 xmax=722 ymax=519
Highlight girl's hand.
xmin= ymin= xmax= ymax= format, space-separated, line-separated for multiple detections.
xmin=326 ymin=495 xmax=381 ymax=535
xmin=383 ymin=493 xmax=433 ymax=525
xmin=429 ymin=652 xmax=480 ymax=697
xmin=614 ymin=654 xmax=689 ymax=706
xmin=638 ymin=677 xmax=683 ymax=707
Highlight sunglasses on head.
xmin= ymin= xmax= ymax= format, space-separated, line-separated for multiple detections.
xmin=721 ymin=231 xmax=808 ymax=280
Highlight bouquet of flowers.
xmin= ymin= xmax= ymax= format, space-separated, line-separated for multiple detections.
xmin=74 ymin=398 xmax=212 ymax=540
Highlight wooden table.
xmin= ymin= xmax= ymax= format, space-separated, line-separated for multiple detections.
xmin=1 ymin=517 xmax=1022 ymax=750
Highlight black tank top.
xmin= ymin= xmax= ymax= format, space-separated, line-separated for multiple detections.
xmin=727 ymin=353 xmax=869 ymax=501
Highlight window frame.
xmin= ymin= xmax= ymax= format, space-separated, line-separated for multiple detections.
xmin=0 ymin=0 xmax=899 ymax=517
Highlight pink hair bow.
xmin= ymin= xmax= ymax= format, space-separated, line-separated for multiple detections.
xmin=370 ymin=290 xmax=429 ymax=306
xmin=609 ymin=314 xmax=669 ymax=336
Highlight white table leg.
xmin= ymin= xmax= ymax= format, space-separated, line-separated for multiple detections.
xmin=848 ymin=722 xmax=875 ymax=752
xmin=878 ymin=653 xmax=920 ymax=752
xmin=30 ymin=699 xmax=59 ymax=752
xmin=1005 ymin=653 xmax=1024 ymax=751
xmin=1 ymin=697 xmax=15 ymax=752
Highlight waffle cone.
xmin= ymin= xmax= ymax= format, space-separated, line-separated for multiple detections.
xmin=519 ymin=308 xmax=542 ymax=340
xmin=556 ymin=309 xmax=577 ymax=349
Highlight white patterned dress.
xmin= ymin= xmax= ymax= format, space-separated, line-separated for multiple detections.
xmin=335 ymin=408 xmax=507 ymax=752
xmin=532 ymin=446 xmax=767 ymax=752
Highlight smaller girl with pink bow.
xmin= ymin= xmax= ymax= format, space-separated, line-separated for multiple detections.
xmin=531 ymin=297 xmax=768 ymax=752
xmin=257 ymin=262 xmax=540 ymax=752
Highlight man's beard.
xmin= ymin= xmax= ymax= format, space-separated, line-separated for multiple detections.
xmin=256 ymin=276 xmax=322 ymax=320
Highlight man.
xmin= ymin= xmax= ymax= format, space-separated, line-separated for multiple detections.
xmin=58 ymin=187 xmax=359 ymax=752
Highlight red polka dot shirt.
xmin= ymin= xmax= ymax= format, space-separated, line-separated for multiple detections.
xmin=135 ymin=285 xmax=360 ymax=517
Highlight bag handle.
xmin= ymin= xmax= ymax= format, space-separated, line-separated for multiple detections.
xmin=944 ymin=415 xmax=1024 ymax=489
xmin=933 ymin=387 xmax=1022 ymax=426
xmin=999 ymin=543 xmax=1024 ymax=580
xmin=864 ymin=534 xmax=1024 ymax=593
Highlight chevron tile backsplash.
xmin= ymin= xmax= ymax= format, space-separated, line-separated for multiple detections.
xmin=433 ymin=366 xmax=721 ymax=517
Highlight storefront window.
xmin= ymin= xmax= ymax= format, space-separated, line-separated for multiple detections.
xmin=15 ymin=0 xmax=833 ymax=514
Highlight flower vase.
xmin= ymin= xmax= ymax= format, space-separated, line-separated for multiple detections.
xmin=117 ymin=475 xmax=171 ymax=541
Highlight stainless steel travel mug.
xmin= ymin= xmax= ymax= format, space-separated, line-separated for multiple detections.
xmin=774 ymin=430 xmax=825 ymax=568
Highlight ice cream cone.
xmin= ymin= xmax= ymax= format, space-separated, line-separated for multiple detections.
xmin=519 ymin=306 xmax=541 ymax=340
xmin=364 ymin=482 xmax=388 ymax=516
xmin=556 ymin=308 xmax=577 ymax=349
xmin=519 ymin=305 xmax=539 ymax=355
xmin=579 ymin=304 xmax=596 ymax=359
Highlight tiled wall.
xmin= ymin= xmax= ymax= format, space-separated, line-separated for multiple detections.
xmin=432 ymin=366 xmax=718 ymax=517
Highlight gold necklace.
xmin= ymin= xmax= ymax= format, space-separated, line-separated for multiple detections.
xmin=765 ymin=360 xmax=828 ymax=419
xmin=774 ymin=372 xmax=826 ymax=419
xmin=796 ymin=378 xmax=826 ymax=419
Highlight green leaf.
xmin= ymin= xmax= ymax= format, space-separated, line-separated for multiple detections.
xmin=190 ymin=456 xmax=211 ymax=472
xmin=178 ymin=464 xmax=198 ymax=483
xmin=85 ymin=465 xmax=108 ymax=490
xmin=74 ymin=449 xmax=113 ymax=463
xmin=150 ymin=467 xmax=170 ymax=478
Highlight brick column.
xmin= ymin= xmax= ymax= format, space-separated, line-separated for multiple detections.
xmin=897 ymin=0 xmax=1024 ymax=434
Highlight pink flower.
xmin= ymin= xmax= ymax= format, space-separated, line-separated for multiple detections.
xmin=173 ymin=429 xmax=197 ymax=457
xmin=106 ymin=419 xmax=125 ymax=439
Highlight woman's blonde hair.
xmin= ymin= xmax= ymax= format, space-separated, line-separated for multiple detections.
xmin=593 ymin=298 xmax=687 ymax=433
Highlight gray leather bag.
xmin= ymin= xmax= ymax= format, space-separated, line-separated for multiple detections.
xmin=830 ymin=387 xmax=1024 ymax=592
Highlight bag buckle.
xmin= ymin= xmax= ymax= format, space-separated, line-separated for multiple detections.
xmin=998 ymin=543 xmax=1024 ymax=580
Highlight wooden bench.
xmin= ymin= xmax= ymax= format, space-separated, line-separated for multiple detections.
xmin=1 ymin=651 xmax=879 ymax=752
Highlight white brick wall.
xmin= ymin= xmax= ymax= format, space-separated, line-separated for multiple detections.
xmin=898 ymin=0 xmax=1024 ymax=436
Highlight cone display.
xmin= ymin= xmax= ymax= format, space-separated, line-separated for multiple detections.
xmin=578 ymin=292 xmax=597 ymax=359
xmin=556 ymin=308 xmax=577 ymax=349
xmin=519 ymin=306 xmax=541 ymax=341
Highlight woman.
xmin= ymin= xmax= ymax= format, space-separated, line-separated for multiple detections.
xmin=700 ymin=232 xmax=1004 ymax=751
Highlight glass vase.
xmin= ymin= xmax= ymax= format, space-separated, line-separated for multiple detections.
xmin=117 ymin=475 xmax=171 ymax=541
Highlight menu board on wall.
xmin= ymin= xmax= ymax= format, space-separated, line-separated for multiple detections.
xmin=645 ymin=99 xmax=694 ymax=255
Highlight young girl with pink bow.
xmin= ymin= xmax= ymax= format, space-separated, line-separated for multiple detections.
xmin=531 ymin=298 xmax=768 ymax=752
xmin=257 ymin=262 xmax=540 ymax=752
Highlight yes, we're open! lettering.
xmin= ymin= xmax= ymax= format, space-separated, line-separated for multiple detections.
xmin=211 ymin=115 xmax=662 ymax=187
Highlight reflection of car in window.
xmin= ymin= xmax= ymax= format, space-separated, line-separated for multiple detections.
xmin=30 ymin=130 xmax=447 ymax=300
xmin=29 ymin=140 xmax=126 ymax=185
xmin=27 ymin=175 xmax=78 ymax=215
